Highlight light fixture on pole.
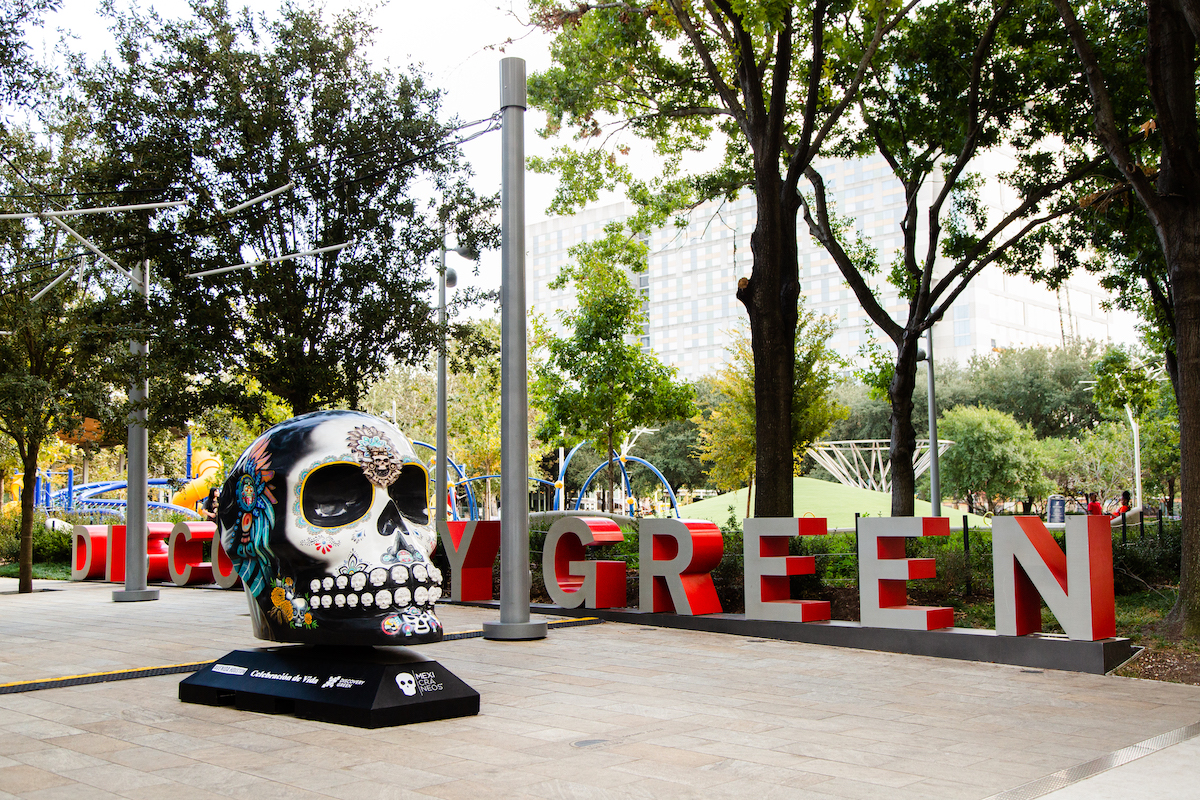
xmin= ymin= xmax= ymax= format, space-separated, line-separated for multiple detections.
xmin=435 ymin=224 xmax=476 ymax=529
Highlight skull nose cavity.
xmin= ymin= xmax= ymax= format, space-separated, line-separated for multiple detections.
xmin=377 ymin=500 xmax=403 ymax=537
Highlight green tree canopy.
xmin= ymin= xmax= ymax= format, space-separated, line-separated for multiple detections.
xmin=527 ymin=0 xmax=914 ymax=517
xmin=0 ymin=117 xmax=128 ymax=593
xmin=698 ymin=311 xmax=845 ymax=507
xmin=533 ymin=224 xmax=692 ymax=511
xmin=809 ymin=0 xmax=1110 ymax=515
xmin=966 ymin=341 xmax=1102 ymax=439
xmin=938 ymin=406 xmax=1049 ymax=514
xmin=1051 ymin=0 xmax=1200 ymax=635
xmin=78 ymin=1 xmax=497 ymax=420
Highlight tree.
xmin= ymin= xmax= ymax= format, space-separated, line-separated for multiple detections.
xmin=629 ymin=419 xmax=708 ymax=496
xmin=697 ymin=311 xmax=845 ymax=512
xmin=1091 ymin=345 xmax=1180 ymax=511
xmin=938 ymin=406 xmax=1049 ymax=514
xmin=527 ymin=0 xmax=915 ymax=517
xmin=78 ymin=1 xmax=497 ymax=421
xmin=1069 ymin=422 xmax=1136 ymax=504
xmin=1050 ymin=0 xmax=1200 ymax=633
xmin=533 ymin=225 xmax=692 ymax=512
xmin=0 ymin=120 xmax=126 ymax=592
xmin=0 ymin=0 xmax=60 ymax=105
xmin=804 ymin=0 xmax=1111 ymax=516
xmin=446 ymin=320 xmax=503 ymax=518
xmin=967 ymin=342 xmax=1103 ymax=439
xmin=1142 ymin=395 xmax=1182 ymax=513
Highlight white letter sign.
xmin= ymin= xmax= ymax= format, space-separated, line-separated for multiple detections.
xmin=858 ymin=517 xmax=954 ymax=631
xmin=744 ymin=517 xmax=830 ymax=622
xmin=992 ymin=515 xmax=1115 ymax=640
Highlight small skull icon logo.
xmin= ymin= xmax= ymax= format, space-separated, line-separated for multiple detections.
xmin=395 ymin=672 xmax=417 ymax=697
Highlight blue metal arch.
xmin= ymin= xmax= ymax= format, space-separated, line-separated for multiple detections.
xmin=574 ymin=453 xmax=634 ymax=513
xmin=623 ymin=456 xmax=682 ymax=518
xmin=413 ymin=440 xmax=477 ymax=521
xmin=553 ymin=441 xmax=588 ymax=511
xmin=460 ymin=475 xmax=557 ymax=520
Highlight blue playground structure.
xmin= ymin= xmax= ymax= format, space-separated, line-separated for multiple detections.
xmin=414 ymin=439 xmax=681 ymax=521
xmin=13 ymin=469 xmax=203 ymax=520
xmin=15 ymin=436 xmax=682 ymax=523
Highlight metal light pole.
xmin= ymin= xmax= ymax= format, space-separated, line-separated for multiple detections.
xmin=926 ymin=328 xmax=942 ymax=516
xmin=114 ymin=260 xmax=158 ymax=602
xmin=436 ymin=224 xmax=472 ymax=528
xmin=1125 ymin=403 xmax=1143 ymax=510
xmin=483 ymin=57 xmax=546 ymax=641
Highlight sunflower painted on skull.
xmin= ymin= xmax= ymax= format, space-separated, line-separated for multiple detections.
xmin=217 ymin=410 xmax=444 ymax=646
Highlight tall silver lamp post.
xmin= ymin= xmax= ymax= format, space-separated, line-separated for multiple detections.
xmin=113 ymin=260 xmax=158 ymax=601
xmin=926 ymin=327 xmax=942 ymax=516
xmin=436 ymin=224 xmax=476 ymax=528
xmin=483 ymin=57 xmax=547 ymax=641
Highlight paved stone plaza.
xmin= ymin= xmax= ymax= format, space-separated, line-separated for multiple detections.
xmin=2 ymin=578 xmax=1200 ymax=799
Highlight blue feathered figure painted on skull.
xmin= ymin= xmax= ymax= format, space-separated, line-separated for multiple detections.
xmin=230 ymin=436 xmax=276 ymax=597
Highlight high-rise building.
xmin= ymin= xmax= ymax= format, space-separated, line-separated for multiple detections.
xmin=527 ymin=155 xmax=1127 ymax=379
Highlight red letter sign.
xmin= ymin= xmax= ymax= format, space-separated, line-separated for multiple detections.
xmin=71 ymin=524 xmax=108 ymax=581
xmin=993 ymin=515 xmax=1115 ymax=640
xmin=744 ymin=517 xmax=830 ymax=622
xmin=168 ymin=522 xmax=216 ymax=586
xmin=543 ymin=516 xmax=628 ymax=609
xmin=638 ymin=518 xmax=723 ymax=615
xmin=858 ymin=517 xmax=954 ymax=630
xmin=439 ymin=520 xmax=501 ymax=602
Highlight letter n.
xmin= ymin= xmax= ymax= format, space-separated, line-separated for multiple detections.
xmin=992 ymin=516 xmax=1115 ymax=640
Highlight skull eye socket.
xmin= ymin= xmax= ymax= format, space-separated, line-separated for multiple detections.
xmin=301 ymin=463 xmax=374 ymax=528
xmin=388 ymin=464 xmax=429 ymax=525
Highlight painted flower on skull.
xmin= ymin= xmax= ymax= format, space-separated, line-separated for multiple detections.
xmin=267 ymin=577 xmax=317 ymax=629
xmin=234 ymin=437 xmax=277 ymax=597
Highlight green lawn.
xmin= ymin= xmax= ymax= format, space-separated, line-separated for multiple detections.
xmin=0 ymin=561 xmax=70 ymax=581
xmin=677 ymin=476 xmax=991 ymax=529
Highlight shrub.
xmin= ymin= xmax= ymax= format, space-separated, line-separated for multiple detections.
xmin=0 ymin=513 xmax=66 ymax=564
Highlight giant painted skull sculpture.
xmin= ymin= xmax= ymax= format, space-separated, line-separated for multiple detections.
xmin=218 ymin=410 xmax=444 ymax=646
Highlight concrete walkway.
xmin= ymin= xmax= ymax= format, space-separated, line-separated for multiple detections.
xmin=2 ymin=577 xmax=1200 ymax=799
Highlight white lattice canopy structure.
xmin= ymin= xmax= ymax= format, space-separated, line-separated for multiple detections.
xmin=808 ymin=440 xmax=954 ymax=493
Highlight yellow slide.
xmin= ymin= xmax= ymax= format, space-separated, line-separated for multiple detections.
xmin=171 ymin=450 xmax=223 ymax=511
xmin=2 ymin=476 xmax=21 ymax=514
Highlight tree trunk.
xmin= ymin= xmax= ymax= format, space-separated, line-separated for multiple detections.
xmin=1167 ymin=207 xmax=1200 ymax=635
xmin=888 ymin=334 xmax=923 ymax=516
xmin=18 ymin=443 xmax=39 ymax=594
xmin=740 ymin=180 xmax=800 ymax=518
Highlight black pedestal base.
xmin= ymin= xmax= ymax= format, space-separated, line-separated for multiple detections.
xmin=179 ymin=646 xmax=479 ymax=728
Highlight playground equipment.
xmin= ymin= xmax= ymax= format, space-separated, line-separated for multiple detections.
xmin=170 ymin=449 xmax=222 ymax=510
xmin=414 ymin=427 xmax=682 ymax=521
xmin=807 ymin=439 xmax=953 ymax=493
xmin=6 ymin=449 xmax=223 ymax=521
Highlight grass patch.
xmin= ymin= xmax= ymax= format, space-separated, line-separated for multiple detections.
xmin=0 ymin=561 xmax=71 ymax=581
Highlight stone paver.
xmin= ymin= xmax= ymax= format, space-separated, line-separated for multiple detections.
xmin=2 ymin=577 xmax=1200 ymax=798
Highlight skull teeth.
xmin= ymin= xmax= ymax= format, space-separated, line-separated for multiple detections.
xmin=307 ymin=568 xmax=441 ymax=615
